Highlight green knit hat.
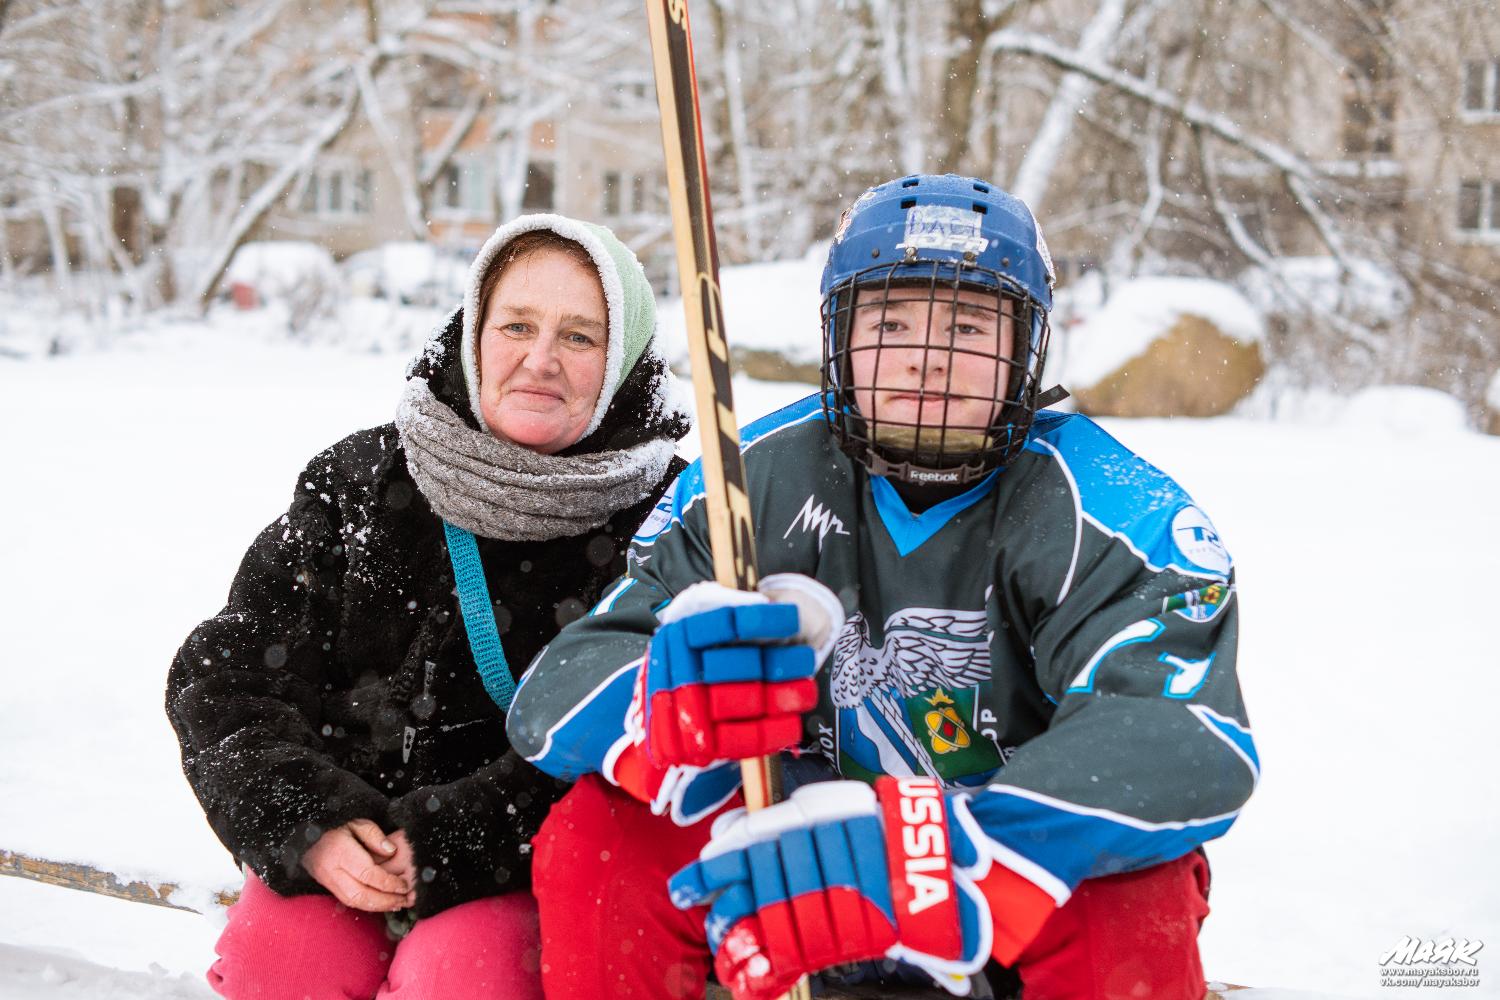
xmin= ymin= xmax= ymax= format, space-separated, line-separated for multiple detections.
xmin=461 ymin=213 xmax=657 ymax=437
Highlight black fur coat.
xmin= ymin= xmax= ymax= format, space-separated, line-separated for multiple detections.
xmin=166 ymin=309 xmax=687 ymax=917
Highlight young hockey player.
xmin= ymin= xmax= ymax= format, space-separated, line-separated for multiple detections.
xmin=505 ymin=174 xmax=1258 ymax=1000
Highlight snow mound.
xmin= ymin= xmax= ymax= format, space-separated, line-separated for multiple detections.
xmin=1235 ymin=382 xmax=1471 ymax=432
xmin=0 ymin=942 xmax=215 ymax=999
xmin=223 ymin=241 xmax=338 ymax=298
xmin=1338 ymin=385 xmax=1470 ymax=434
xmin=656 ymin=245 xmax=825 ymax=368
xmin=1240 ymin=256 xmax=1409 ymax=320
xmin=1055 ymin=275 xmax=1264 ymax=389
xmin=342 ymin=242 xmax=467 ymax=306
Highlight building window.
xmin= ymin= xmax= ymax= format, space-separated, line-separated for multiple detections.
xmin=1457 ymin=179 xmax=1500 ymax=235
xmin=1343 ymin=96 xmax=1395 ymax=155
xmin=1343 ymin=44 xmax=1395 ymax=155
xmin=352 ymin=169 xmax=372 ymax=215
xmin=1461 ymin=60 xmax=1500 ymax=113
xmin=603 ymin=75 xmax=652 ymax=111
xmin=603 ymin=171 xmax=621 ymax=216
xmin=602 ymin=171 xmax=657 ymax=217
xmin=522 ymin=162 xmax=555 ymax=211
xmin=436 ymin=159 xmax=490 ymax=218
xmin=296 ymin=166 xmax=373 ymax=219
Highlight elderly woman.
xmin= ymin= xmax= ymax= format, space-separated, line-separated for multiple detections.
xmin=166 ymin=215 xmax=688 ymax=1000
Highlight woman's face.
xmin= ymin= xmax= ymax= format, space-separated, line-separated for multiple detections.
xmin=477 ymin=248 xmax=608 ymax=454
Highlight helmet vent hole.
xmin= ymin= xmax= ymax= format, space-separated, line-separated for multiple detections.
xmin=973 ymin=182 xmax=990 ymax=193
xmin=899 ymin=198 xmax=916 ymax=210
xmin=972 ymin=202 xmax=988 ymax=214
xmin=902 ymin=178 xmax=920 ymax=188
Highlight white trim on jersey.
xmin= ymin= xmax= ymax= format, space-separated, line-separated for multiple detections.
xmin=1189 ymin=704 xmax=1262 ymax=784
xmin=982 ymin=783 xmax=1244 ymax=834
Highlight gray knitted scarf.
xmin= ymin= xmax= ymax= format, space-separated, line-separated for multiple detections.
xmin=395 ymin=377 xmax=676 ymax=542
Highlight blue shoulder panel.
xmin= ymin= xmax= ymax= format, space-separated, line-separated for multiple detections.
xmin=1024 ymin=413 xmax=1231 ymax=579
xmin=671 ymin=393 xmax=827 ymax=523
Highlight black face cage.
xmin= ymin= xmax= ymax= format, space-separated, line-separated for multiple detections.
xmin=820 ymin=260 xmax=1052 ymax=485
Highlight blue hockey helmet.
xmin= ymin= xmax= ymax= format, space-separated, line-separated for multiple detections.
xmin=819 ymin=174 xmax=1060 ymax=484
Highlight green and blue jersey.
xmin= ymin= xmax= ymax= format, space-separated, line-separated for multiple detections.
xmin=507 ymin=394 xmax=1257 ymax=906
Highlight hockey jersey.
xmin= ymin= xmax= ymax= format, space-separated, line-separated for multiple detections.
xmin=506 ymin=393 xmax=1258 ymax=920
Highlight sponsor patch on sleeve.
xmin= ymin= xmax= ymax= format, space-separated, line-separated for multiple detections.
xmin=1170 ymin=505 xmax=1230 ymax=577
xmin=633 ymin=495 xmax=674 ymax=546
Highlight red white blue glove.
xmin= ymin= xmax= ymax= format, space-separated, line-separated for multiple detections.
xmin=668 ymin=777 xmax=994 ymax=1000
xmin=607 ymin=576 xmax=843 ymax=824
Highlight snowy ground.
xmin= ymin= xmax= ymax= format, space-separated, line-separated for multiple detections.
xmin=2 ymin=316 xmax=1498 ymax=998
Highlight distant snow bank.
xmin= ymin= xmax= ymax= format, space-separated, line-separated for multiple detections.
xmin=1235 ymin=382 xmax=1474 ymax=433
xmin=1053 ymin=274 xmax=1265 ymax=389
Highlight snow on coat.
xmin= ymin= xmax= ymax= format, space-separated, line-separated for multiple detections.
xmin=166 ymin=307 xmax=688 ymax=917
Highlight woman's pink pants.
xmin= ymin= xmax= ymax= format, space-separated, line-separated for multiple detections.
xmin=207 ymin=871 xmax=543 ymax=1000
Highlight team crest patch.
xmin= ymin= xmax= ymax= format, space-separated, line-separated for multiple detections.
xmin=899 ymin=205 xmax=990 ymax=255
xmin=1162 ymin=583 xmax=1232 ymax=622
xmin=830 ymin=607 xmax=1003 ymax=787
xmin=1171 ymin=505 xmax=1230 ymax=576
xmin=922 ymin=690 xmax=971 ymax=755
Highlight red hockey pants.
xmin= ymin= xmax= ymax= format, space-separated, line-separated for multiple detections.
xmin=532 ymin=775 xmax=1213 ymax=1000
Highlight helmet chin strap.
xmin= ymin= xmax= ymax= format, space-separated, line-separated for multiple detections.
xmin=1035 ymin=385 xmax=1071 ymax=408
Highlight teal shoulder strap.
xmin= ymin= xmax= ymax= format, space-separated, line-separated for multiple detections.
xmin=441 ymin=521 xmax=516 ymax=712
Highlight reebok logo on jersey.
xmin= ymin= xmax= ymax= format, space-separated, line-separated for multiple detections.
xmin=907 ymin=467 xmax=961 ymax=484
xmin=878 ymin=777 xmax=962 ymax=960
xmin=783 ymin=494 xmax=850 ymax=548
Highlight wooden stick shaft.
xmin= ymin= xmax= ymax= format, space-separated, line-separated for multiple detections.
xmin=644 ymin=0 xmax=780 ymax=812
xmin=644 ymin=4 xmax=806 ymax=998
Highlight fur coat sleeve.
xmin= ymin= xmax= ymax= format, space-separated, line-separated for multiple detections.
xmin=165 ymin=448 xmax=390 ymax=897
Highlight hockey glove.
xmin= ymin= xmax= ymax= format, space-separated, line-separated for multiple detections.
xmin=669 ymin=777 xmax=994 ymax=1000
xmin=608 ymin=575 xmax=843 ymax=825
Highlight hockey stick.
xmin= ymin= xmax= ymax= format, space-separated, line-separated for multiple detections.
xmin=643 ymin=0 xmax=780 ymax=811
xmin=643 ymin=3 xmax=810 ymax=999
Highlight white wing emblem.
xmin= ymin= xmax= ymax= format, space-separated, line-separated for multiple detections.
xmin=830 ymin=607 xmax=993 ymax=709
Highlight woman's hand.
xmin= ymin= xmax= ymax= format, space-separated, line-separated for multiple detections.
xmin=377 ymin=829 xmax=417 ymax=894
xmin=301 ymin=819 xmax=416 ymax=911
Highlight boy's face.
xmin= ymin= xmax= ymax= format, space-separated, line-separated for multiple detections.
xmin=846 ymin=285 xmax=1017 ymax=455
